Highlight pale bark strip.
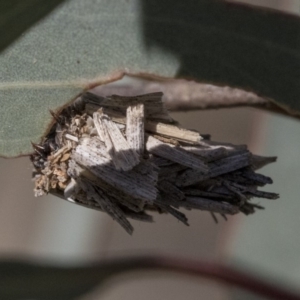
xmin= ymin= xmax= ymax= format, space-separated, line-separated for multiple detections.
xmin=93 ymin=110 xmax=111 ymax=143
xmin=86 ymin=105 xmax=126 ymax=125
xmin=146 ymin=121 xmax=202 ymax=144
xmin=152 ymin=135 xmax=179 ymax=146
xmin=80 ymin=136 xmax=111 ymax=160
xmin=102 ymin=114 xmax=140 ymax=170
xmin=63 ymin=178 xmax=78 ymax=199
xmin=72 ymin=145 xmax=158 ymax=202
xmin=146 ymin=135 xmax=208 ymax=172
xmin=86 ymin=105 xmax=173 ymax=129
xmin=65 ymin=134 xmax=79 ymax=142
xmin=126 ymin=103 xmax=145 ymax=156
xmin=198 ymin=140 xmax=247 ymax=150
xmin=93 ymin=111 xmax=139 ymax=171
xmin=87 ymin=104 xmax=200 ymax=144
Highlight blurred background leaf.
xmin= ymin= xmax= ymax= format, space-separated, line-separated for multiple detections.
xmin=0 ymin=258 xmax=142 ymax=300
xmin=141 ymin=0 xmax=300 ymax=116
xmin=0 ymin=0 xmax=66 ymax=52
xmin=1 ymin=256 xmax=300 ymax=300
xmin=0 ymin=0 xmax=300 ymax=157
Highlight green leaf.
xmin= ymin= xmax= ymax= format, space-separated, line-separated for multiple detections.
xmin=0 ymin=0 xmax=66 ymax=52
xmin=0 ymin=259 xmax=124 ymax=300
xmin=1 ymin=0 xmax=300 ymax=157
xmin=142 ymin=1 xmax=300 ymax=116
xmin=1 ymin=256 xmax=299 ymax=300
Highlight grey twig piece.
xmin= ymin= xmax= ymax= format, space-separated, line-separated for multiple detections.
xmin=177 ymin=152 xmax=251 ymax=187
xmin=223 ymin=181 xmax=247 ymax=205
xmin=79 ymin=177 xmax=133 ymax=234
xmin=146 ymin=121 xmax=202 ymax=144
xmin=64 ymin=178 xmax=78 ymax=199
xmin=87 ymin=104 xmax=199 ymax=144
xmin=184 ymin=197 xmax=239 ymax=215
xmin=68 ymin=159 xmax=146 ymax=212
xmin=31 ymin=91 xmax=278 ymax=234
xmin=251 ymin=155 xmax=277 ymax=171
xmin=154 ymin=198 xmax=189 ymax=226
xmin=242 ymin=170 xmax=273 ymax=185
xmin=84 ymin=92 xmax=173 ymax=122
xmin=126 ymin=103 xmax=145 ymax=156
xmin=181 ymin=146 xmax=227 ymax=162
xmin=72 ymin=144 xmax=157 ymax=203
xmin=158 ymin=180 xmax=185 ymax=202
xmin=146 ymin=135 xmax=208 ymax=172
xmin=183 ymin=188 xmax=232 ymax=200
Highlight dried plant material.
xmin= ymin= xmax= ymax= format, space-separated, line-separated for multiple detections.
xmin=93 ymin=111 xmax=140 ymax=171
xmin=146 ymin=135 xmax=208 ymax=171
xmin=31 ymin=92 xmax=278 ymax=234
xmin=126 ymin=103 xmax=145 ymax=156
xmin=181 ymin=146 xmax=227 ymax=162
xmin=145 ymin=121 xmax=202 ymax=144
xmin=86 ymin=100 xmax=200 ymax=144
xmin=84 ymin=92 xmax=172 ymax=122
xmin=177 ymin=152 xmax=251 ymax=187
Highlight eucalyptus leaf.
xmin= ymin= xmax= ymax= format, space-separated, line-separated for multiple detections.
xmin=1 ymin=0 xmax=300 ymax=157
xmin=1 ymin=257 xmax=299 ymax=300
xmin=0 ymin=0 xmax=66 ymax=52
xmin=0 ymin=259 xmax=130 ymax=300
xmin=142 ymin=0 xmax=300 ymax=116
